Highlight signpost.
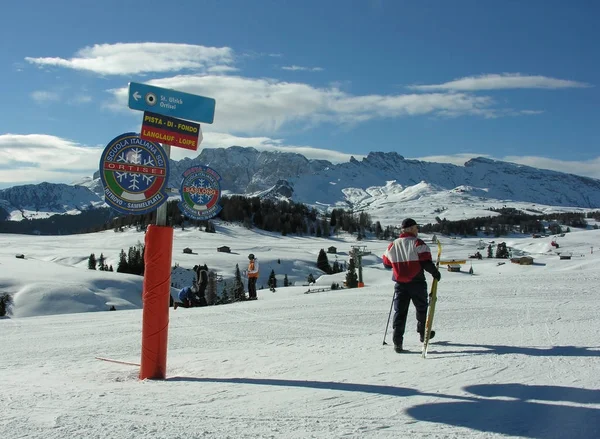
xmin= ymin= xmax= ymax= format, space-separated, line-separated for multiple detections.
xmin=140 ymin=111 xmax=203 ymax=151
xmin=121 ymin=82 xmax=217 ymax=380
xmin=128 ymin=82 xmax=216 ymax=124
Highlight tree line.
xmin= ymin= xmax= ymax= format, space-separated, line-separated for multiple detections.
xmin=420 ymin=209 xmax=594 ymax=237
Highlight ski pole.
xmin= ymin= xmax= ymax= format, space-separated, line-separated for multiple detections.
xmin=382 ymin=292 xmax=395 ymax=345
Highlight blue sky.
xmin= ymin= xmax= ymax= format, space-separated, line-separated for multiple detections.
xmin=0 ymin=0 xmax=598 ymax=187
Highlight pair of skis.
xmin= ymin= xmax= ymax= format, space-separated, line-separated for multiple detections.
xmin=422 ymin=240 xmax=442 ymax=358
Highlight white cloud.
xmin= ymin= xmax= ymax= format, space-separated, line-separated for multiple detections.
xmin=68 ymin=94 xmax=93 ymax=105
xmin=25 ymin=43 xmax=234 ymax=75
xmin=170 ymin=131 xmax=362 ymax=163
xmin=282 ymin=65 xmax=324 ymax=72
xmin=0 ymin=134 xmax=102 ymax=184
xmin=207 ymin=65 xmax=240 ymax=74
xmin=409 ymin=73 xmax=592 ymax=91
xmin=31 ymin=91 xmax=60 ymax=103
xmin=414 ymin=153 xmax=600 ymax=179
xmin=106 ymin=74 xmax=499 ymax=134
xmin=503 ymin=155 xmax=600 ymax=179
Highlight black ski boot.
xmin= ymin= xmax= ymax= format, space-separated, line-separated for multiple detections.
xmin=393 ymin=336 xmax=404 ymax=353
xmin=420 ymin=331 xmax=435 ymax=343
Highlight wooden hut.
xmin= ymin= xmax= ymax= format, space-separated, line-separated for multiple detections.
xmin=510 ymin=256 xmax=534 ymax=265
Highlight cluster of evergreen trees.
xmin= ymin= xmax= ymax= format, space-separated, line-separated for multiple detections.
xmin=88 ymin=253 xmax=113 ymax=271
xmin=116 ymin=244 xmax=145 ymax=275
xmin=316 ymin=249 xmax=346 ymax=274
xmin=420 ymin=209 xmax=590 ymax=237
xmin=0 ymin=207 xmax=113 ymax=235
xmin=94 ymin=197 xmax=375 ymax=239
xmin=87 ymin=244 xmax=144 ymax=275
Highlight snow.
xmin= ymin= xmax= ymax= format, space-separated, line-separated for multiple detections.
xmin=1 ymin=222 xmax=599 ymax=438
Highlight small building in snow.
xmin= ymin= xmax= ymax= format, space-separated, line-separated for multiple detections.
xmin=510 ymin=256 xmax=534 ymax=265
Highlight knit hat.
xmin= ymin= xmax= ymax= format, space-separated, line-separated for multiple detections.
xmin=401 ymin=218 xmax=418 ymax=229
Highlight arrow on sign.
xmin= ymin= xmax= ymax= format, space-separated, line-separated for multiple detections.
xmin=133 ymin=91 xmax=141 ymax=101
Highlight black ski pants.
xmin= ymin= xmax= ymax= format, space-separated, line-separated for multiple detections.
xmin=392 ymin=281 xmax=429 ymax=346
xmin=248 ymin=277 xmax=258 ymax=299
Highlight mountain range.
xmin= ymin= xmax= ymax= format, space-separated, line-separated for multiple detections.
xmin=1 ymin=147 xmax=599 ymax=224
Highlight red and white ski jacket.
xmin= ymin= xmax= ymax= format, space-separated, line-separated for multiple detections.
xmin=382 ymin=233 xmax=440 ymax=283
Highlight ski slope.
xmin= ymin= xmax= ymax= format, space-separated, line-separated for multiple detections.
xmin=1 ymin=224 xmax=599 ymax=438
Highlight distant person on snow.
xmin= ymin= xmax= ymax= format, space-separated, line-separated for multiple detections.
xmin=174 ymin=285 xmax=194 ymax=309
xmin=173 ymin=283 xmax=206 ymax=309
xmin=195 ymin=264 xmax=209 ymax=307
xmin=246 ymin=254 xmax=259 ymax=300
xmin=382 ymin=218 xmax=441 ymax=353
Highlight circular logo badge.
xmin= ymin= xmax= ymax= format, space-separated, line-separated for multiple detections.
xmin=178 ymin=165 xmax=222 ymax=220
xmin=99 ymin=132 xmax=170 ymax=215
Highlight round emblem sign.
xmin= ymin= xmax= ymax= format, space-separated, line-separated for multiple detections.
xmin=99 ymin=132 xmax=170 ymax=215
xmin=178 ymin=165 xmax=222 ymax=220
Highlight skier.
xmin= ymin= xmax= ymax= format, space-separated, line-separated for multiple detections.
xmin=382 ymin=218 xmax=441 ymax=353
xmin=247 ymin=253 xmax=259 ymax=300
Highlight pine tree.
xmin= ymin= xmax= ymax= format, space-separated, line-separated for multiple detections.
xmin=345 ymin=258 xmax=359 ymax=288
xmin=220 ymin=281 xmax=231 ymax=304
xmin=375 ymin=221 xmax=383 ymax=239
xmin=98 ymin=253 xmax=106 ymax=271
xmin=495 ymin=242 xmax=509 ymax=259
xmin=0 ymin=293 xmax=13 ymax=317
xmin=268 ymin=269 xmax=277 ymax=290
xmin=205 ymin=221 xmax=216 ymax=233
xmin=88 ymin=253 xmax=97 ymax=270
xmin=283 ymin=274 xmax=289 ymax=287
xmin=117 ymin=249 xmax=129 ymax=273
xmin=233 ymin=264 xmax=245 ymax=301
xmin=316 ymin=249 xmax=332 ymax=274
xmin=307 ymin=273 xmax=315 ymax=284
xmin=127 ymin=246 xmax=137 ymax=272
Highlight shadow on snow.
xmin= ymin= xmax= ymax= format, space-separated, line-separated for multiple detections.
xmin=166 ymin=377 xmax=598 ymax=438
xmin=434 ymin=341 xmax=600 ymax=357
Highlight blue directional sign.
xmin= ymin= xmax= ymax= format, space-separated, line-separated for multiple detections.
xmin=128 ymin=82 xmax=216 ymax=124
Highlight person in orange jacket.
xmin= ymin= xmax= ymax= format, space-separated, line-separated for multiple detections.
xmin=247 ymin=253 xmax=259 ymax=300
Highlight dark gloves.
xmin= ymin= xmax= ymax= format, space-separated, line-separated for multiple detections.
xmin=433 ymin=271 xmax=441 ymax=282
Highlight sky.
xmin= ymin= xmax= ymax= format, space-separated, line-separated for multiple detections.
xmin=0 ymin=0 xmax=598 ymax=188
xmin=1 ymin=221 xmax=600 ymax=437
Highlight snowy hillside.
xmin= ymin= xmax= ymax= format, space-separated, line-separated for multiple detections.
xmin=1 ymin=222 xmax=599 ymax=438
xmin=0 ymin=182 xmax=102 ymax=221
xmin=2 ymin=147 xmax=600 ymax=223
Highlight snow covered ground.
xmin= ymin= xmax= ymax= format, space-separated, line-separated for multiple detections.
xmin=1 ymin=224 xmax=599 ymax=438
